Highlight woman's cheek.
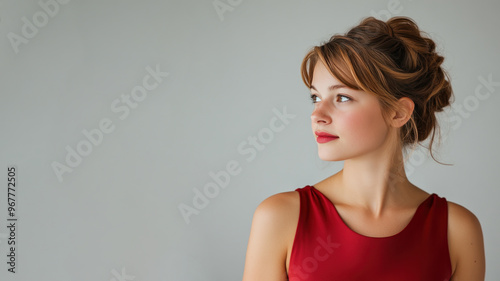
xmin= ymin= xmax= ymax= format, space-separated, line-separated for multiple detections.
xmin=342 ymin=110 xmax=387 ymax=145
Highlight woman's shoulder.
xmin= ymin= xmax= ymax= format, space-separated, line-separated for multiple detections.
xmin=253 ymin=190 xmax=301 ymax=221
xmin=249 ymin=189 xmax=303 ymax=243
xmin=446 ymin=200 xmax=481 ymax=223
xmin=446 ymin=200 xmax=485 ymax=279
xmin=446 ymin=200 xmax=483 ymax=240
xmin=243 ymin=190 xmax=303 ymax=281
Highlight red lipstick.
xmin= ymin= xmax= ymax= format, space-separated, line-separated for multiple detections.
xmin=315 ymin=131 xmax=339 ymax=143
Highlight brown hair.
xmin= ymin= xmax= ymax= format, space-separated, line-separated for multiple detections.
xmin=301 ymin=16 xmax=453 ymax=164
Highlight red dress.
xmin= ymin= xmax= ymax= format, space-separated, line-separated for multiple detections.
xmin=287 ymin=185 xmax=452 ymax=281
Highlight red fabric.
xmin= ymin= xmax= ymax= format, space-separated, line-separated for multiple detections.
xmin=288 ymin=185 xmax=452 ymax=281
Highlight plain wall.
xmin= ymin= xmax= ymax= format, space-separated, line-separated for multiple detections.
xmin=0 ymin=0 xmax=498 ymax=280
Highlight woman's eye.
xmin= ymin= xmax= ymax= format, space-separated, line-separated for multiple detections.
xmin=310 ymin=94 xmax=321 ymax=104
xmin=337 ymin=95 xmax=351 ymax=103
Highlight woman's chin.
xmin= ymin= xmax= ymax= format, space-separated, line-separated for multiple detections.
xmin=318 ymin=153 xmax=346 ymax=162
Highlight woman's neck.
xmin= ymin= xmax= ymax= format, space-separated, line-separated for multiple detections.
xmin=330 ymin=145 xmax=417 ymax=217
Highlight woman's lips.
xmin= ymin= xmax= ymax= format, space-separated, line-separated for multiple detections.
xmin=315 ymin=131 xmax=339 ymax=143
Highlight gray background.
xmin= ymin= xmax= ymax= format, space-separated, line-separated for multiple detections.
xmin=0 ymin=0 xmax=499 ymax=280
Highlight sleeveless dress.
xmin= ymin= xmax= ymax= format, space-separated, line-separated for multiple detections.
xmin=287 ymin=185 xmax=452 ymax=281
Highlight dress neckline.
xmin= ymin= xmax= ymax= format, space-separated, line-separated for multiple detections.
xmin=308 ymin=185 xmax=436 ymax=239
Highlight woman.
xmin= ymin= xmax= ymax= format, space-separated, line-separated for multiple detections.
xmin=242 ymin=16 xmax=485 ymax=281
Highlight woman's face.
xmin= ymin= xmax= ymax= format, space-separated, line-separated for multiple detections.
xmin=310 ymin=61 xmax=394 ymax=162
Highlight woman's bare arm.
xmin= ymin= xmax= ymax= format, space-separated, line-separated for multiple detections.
xmin=242 ymin=192 xmax=299 ymax=281
xmin=448 ymin=201 xmax=486 ymax=281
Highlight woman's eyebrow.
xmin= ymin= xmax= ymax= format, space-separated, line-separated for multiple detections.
xmin=310 ymin=84 xmax=348 ymax=91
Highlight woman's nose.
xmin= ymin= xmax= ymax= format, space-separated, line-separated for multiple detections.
xmin=311 ymin=103 xmax=332 ymax=124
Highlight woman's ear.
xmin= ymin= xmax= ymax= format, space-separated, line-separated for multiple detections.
xmin=390 ymin=97 xmax=414 ymax=128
